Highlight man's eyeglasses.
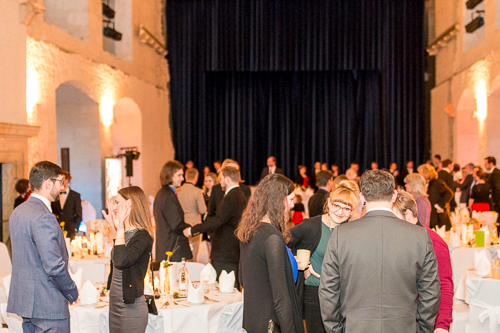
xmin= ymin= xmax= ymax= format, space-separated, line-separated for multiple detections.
xmin=50 ymin=178 xmax=65 ymax=186
xmin=331 ymin=203 xmax=352 ymax=215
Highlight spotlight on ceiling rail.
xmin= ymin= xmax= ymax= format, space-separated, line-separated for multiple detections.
xmin=102 ymin=2 xmax=115 ymax=19
xmin=103 ymin=20 xmax=122 ymax=41
xmin=465 ymin=11 xmax=485 ymax=33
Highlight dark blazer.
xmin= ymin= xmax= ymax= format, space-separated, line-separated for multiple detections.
xmin=308 ymin=188 xmax=329 ymax=217
xmin=309 ymin=170 xmax=320 ymax=192
xmin=438 ymin=170 xmax=456 ymax=210
xmin=240 ymin=223 xmax=304 ymax=333
xmin=111 ymin=230 xmax=153 ymax=304
xmin=488 ymin=168 xmax=500 ymax=205
xmin=153 ymin=186 xmax=192 ymax=262
xmin=52 ymin=188 xmax=83 ymax=240
xmin=457 ymin=174 xmax=474 ymax=204
xmin=319 ymin=210 xmax=440 ymax=333
xmin=191 ymin=187 xmax=247 ymax=263
xmin=206 ymin=183 xmax=251 ymax=219
xmin=260 ymin=166 xmax=283 ymax=180
xmin=8 ymin=196 xmax=78 ymax=319
xmin=428 ymin=178 xmax=453 ymax=230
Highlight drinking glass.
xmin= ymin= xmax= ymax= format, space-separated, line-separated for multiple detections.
xmin=201 ymin=274 xmax=211 ymax=293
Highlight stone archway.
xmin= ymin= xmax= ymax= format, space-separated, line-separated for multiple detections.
xmin=112 ymin=98 xmax=142 ymax=188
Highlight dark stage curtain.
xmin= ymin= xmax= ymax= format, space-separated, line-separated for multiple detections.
xmin=167 ymin=0 xmax=425 ymax=185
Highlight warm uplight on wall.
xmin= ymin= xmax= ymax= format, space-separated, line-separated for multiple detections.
xmin=475 ymin=79 xmax=487 ymax=121
xmin=100 ymin=89 xmax=114 ymax=126
xmin=26 ymin=65 xmax=40 ymax=118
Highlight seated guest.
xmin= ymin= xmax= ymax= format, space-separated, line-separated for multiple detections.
xmin=308 ymin=171 xmax=334 ymax=217
xmin=237 ymin=174 xmax=304 ymax=333
xmin=185 ymin=167 xmax=248 ymax=287
xmin=319 ymin=170 xmax=440 ymax=333
xmin=51 ymin=171 xmax=83 ymax=240
xmin=288 ymin=181 xmax=358 ymax=333
xmin=103 ymin=186 xmax=154 ymax=333
xmin=393 ymin=191 xmax=453 ymax=333
xmin=295 ymin=165 xmax=309 ymax=190
xmin=153 ymin=161 xmax=192 ymax=262
xmin=404 ymin=174 xmax=431 ymax=228
xmin=260 ymin=156 xmax=283 ymax=180
xmin=469 ymin=169 xmax=491 ymax=212
xmin=177 ymin=168 xmax=207 ymax=261
xmin=14 ymin=178 xmax=30 ymax=208
xmin=418 ymin=164 xmax=453 ymax=230
xmin=291 ymin=195 xmax=305 ymax=224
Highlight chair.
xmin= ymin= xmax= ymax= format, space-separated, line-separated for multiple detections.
xmin=0 ymin=303 xmax=22 ymax=333
xmin=451 ymin=298 xmax=469 ymax=333
xmin=477 ymin=212 xmax=499 ymax=233
xmin=216 ymin=301 xmax=244 ymax=333
xmin=465 ymin=276 xmax=500 ymax=332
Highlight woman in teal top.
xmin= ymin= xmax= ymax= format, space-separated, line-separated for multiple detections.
xmin=288 ymin=180 xmax=358 ymax=333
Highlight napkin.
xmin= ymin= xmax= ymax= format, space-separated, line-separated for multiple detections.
xmin=472 ymin=210 xmax=481 ymax=220
xmin=187 ymin=280 xmax=204 ymax=304
xmin=434 ymin=225 xmax=446 ymax=240
xmin=450 ymin=232 xmax=460 ymax=248
xmin=80 ymin=280 xmax=98 ymax=305
xmin=200 ymin=263 xmax=217 ymax=284
xmin=144 ymin=284 xmax=154 ymax=295
xmin=219 ymin=270 xmax=235 ymax=293
xmin=474 ymin=250 xmax=492 ymax=277
xmin=69 ymin=268 xmax=83 ymax=290
xmin=96 ymin=233 xmax=104 ymax=254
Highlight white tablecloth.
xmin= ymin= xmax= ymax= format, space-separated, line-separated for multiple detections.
xmin=69 ymin=257 xmax=109 ymax=284
xmin=450 ymin=247 xmax=492 ymax=291
xmin=70 ymin=290 xmax=243 ymax=333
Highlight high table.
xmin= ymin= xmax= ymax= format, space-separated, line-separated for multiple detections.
xmin=70 ymin=289 xmax=243 ymax=333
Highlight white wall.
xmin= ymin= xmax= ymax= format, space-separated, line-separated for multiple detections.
xmin=43 ymin=0 xmax=89 ymax=42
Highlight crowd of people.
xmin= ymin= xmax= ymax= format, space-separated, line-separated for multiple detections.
xmin=6 ymin=153 xmax=500 ymax=332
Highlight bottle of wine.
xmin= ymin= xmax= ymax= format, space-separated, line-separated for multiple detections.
xmin=178 ymin=258 xmax=189 ymax=296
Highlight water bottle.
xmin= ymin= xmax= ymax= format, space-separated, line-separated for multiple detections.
xmin=178 ymin=258 xmax=189 ymax=296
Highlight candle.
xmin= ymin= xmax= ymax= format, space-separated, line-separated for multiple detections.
xmin=154 ymin=276 xmax=159 ymax=290
xmin=461 ymin=225 xmax=467 ymax=243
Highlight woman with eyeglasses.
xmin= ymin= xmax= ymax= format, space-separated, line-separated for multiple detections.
xmin=287 ymin=180 xmax=358 ymax=333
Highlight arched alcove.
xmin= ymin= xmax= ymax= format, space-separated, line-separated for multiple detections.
xmin=456 ymin=88 xmax=478 ymax=166
xmin=56 ymin=82 xmax=103 ymax=215
xmin=112 ymin=98 xmax=142 ymax=188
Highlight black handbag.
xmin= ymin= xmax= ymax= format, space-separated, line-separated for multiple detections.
xmin=146 ymin=252 xmax=158 ymax=315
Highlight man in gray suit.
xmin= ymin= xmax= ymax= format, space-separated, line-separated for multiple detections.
xmin=8 ymin=161 xmax=78 ymax=332
xmin=319 ymin=170 xmax=440 ymax=333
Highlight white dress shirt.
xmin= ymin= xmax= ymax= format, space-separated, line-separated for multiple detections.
xmin=30 ymin=193 xmax=53 ymax=213
xmin=225 ymin=184 xmax=240 ymax=195
xmin=366 ymin=207 xmax=394 ymax=214
xmin=269 ymin=166 xmax=276 ymax=174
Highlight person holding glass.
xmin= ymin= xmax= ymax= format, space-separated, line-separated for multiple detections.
xmin=237 ymin=174 xmax=304 ymax=333
xmin=287 ymin=180 xmax=358 ymax=333
xmin=103 ymin=186 xmax=154 ymax=333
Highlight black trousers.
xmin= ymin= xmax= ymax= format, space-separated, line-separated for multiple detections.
xmin=304 ymin=285 xmax=326 ymax=333
xmin=212 ymin=260 xmax=240 ymax=289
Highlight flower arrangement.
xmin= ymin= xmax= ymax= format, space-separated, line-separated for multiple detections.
xmin=60 ymin=222 xmax=68 ymax=237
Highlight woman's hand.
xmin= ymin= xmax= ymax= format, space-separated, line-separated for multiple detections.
xmin=116 ymin=200 xmax=131 ymax=230
xmin=102 ymin=199 xmax=118 ymax=229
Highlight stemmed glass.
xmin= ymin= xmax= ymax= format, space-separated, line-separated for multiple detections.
xmin=201 ymin=274 xmax=211 ymax=293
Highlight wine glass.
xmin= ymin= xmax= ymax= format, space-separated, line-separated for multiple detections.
xmin=201 ymin=274 xmax=211 ymax=293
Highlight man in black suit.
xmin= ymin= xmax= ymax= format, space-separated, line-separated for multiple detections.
xmin=207 ymin=159 xmax=251 ymax=219
xmin=319 ymin=170 xmax=440 ymax=332
xmin=396 ymin=160 xmax=416 ymax=187
xmin=457 ymin=163 xmax=475 ymax=205
xmin=51 ymin=171 xmax=82 ymax=240
xmin=485 ymin=156 xmax=500 ymax=215
xmin=438 ymin=159 xmax=456 ymax=211
xmin=308 ymin=170 xmax=333 ymax=217
xmin=185 ymin=167 xmax=248 ymax=288
xmin=260 ymin=156 xmax=283 ymax=180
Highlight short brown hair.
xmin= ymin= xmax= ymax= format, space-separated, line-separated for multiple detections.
xmin=221 ymin=167 xmax=240 ymax=183
xmin=394 ymin=190 xmax=418 ymax=218
xmin=15 ymin=179 xmax=30 ymax=195
xmin=476 ymin=169 xmax=487 ymax=180
xmin=359 ymin=170 xmax=395 ymax=202
xmin=160 ymin=160 xmax=183 ymax=186
xmin=316 ymin=170 xmax=333 ymax=187
xmin=185 ymin=168 xmax=199 ymax=181
xmin=29 ymin=161 xmax=63 ymax=191
xmin=62 ymin=171 xmax=72 ymax=183
xmin=118 ymin=186 xmax=154 ymax=239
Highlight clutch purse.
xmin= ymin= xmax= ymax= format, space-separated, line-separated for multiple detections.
xmin=145 ymin=295 xmax=158 ymax=315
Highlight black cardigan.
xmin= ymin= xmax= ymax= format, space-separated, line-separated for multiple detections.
xmin=287 ymin=215 xmax=323 ymax=317
xmin=240 ymin=223 xmax=304 ymax=333
xmin=110 ymin=230 xmax=153 ymax=304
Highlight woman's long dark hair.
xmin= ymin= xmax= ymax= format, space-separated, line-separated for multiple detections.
xmin=236 ymin=174 xmax=295 ymax=243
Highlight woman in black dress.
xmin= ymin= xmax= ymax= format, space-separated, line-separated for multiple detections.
xmin=418 ymin=164 xmax=453 ymax=230
xmin=237 ymin=174 xmax=304 ymax=333
xmin=469 ymin=169 xmax=491 ymax=212
xmin=103 ymin=186 xmax=154 ymax=333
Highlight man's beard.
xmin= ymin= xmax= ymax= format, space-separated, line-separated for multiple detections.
xmin=50 ymin=186 xmax=60 ymax=202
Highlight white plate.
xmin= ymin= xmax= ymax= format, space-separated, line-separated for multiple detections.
xmin=218 ymin=288 xmax=235 ymax=294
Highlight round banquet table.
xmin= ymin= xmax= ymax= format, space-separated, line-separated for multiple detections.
xmin=450 ymin=246 xmax=492 ymax=292
xmin=69 ymin=256 xmax=110 ymax=284
xmin=69 ymin=289 xmax=243 ymax=333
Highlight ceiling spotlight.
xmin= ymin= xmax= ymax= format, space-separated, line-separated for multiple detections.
xmin=103 ymin=20 xmax=122 ymax=41
xmin=465 ymin=11 xmax=485 ymax=33
xmin=102 ymin=3 xmax=115 ymax=19
xmin=466 ymin=0 xmax=483 ymax=10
